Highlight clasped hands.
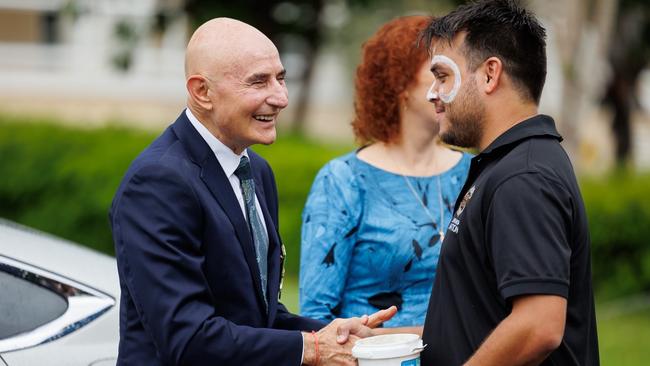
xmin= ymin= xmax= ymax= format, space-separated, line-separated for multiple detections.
xmin=302 ymin=306 xmax=398 ymax=366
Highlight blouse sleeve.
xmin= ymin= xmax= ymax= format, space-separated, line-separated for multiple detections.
xmin=299 ymin=158 xmax=362 ymax=321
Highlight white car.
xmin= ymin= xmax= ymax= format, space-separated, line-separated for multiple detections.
xmin=0 ymin=219 xmax=119 ymax=366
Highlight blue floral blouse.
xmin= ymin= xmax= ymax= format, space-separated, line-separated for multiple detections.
xmin=299 ymin=151 xmax=471 ymax=326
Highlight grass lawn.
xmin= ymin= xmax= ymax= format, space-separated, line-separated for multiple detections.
xmin=597 ymin=306 xmax=650 ymax=365
xmin=282 ymin=277 xmax=650 ymax=365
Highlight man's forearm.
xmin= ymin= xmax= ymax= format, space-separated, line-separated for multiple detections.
xmin=463 ymin=315 xmax=554 ymax=365
xmin=463 ymin=295 xmax=566 ymax=366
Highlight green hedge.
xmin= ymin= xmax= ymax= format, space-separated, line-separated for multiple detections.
xmin=581 ymin=172 xmax=650 ymax=300
xmin=0 ymin=117 xmax=153 ymax=256
xmin=0 ymin=116 xmax=350 ymax=277
xmin=1 ymin=116 xmax=649 ymax=300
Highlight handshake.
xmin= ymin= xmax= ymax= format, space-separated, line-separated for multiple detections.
xmin=301 ymin=306 xmax=399 ymax=366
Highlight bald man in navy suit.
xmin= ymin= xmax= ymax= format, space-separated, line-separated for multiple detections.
xmin=109 ymin=18 xmax=395 ymax=366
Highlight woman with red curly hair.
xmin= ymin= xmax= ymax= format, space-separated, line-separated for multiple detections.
xmin=299 ymin=16 xmax=472 ymax=327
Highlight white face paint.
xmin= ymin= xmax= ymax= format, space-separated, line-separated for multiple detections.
xmin=427 ymin=55 xmax=462 ymax=104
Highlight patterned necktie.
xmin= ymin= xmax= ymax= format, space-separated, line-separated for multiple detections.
xmin=234 ymin=155 xmax=269 ymax=311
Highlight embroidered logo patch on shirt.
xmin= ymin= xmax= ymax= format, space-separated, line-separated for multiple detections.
xmin=456 ymin=185 xmax=476 ymax=218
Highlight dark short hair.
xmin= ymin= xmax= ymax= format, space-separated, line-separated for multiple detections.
xmin=352 ymin=15 xmax=432 ymax=145
xmin=422 ymin=0 xmax=547 ymax=104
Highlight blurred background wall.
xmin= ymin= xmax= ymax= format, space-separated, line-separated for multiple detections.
xmin=0 ymin=0 xmax=188 ymax=128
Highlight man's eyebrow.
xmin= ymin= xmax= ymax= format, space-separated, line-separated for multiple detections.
xmin=245 ymin=73 xmax=269 ymax=82
xmin=245 ymin=69 xmax=286 ymax=82
xmin=430 ymin=64 xmax=445 ymax=74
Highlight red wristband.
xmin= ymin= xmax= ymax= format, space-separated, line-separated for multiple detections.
xmin=312 ymin=330 xmax=320 ymax=366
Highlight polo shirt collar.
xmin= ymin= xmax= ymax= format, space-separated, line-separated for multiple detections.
xmin=480 ymin=114 xmax=562 ymax=156
xmin=185 ymin=108 xmax=248 ymax=177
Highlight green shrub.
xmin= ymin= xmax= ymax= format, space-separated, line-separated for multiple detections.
xmin=581 ymin=171 xmax=650 ymax=300
xmin=2 ymin=116 xmax=649 ymax=300
xmin=0 ymin=116 xmax=155 ymax=255
xmin=0 ymin=116 xmax=350 ymax=277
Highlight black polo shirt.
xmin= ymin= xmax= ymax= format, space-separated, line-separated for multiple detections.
xmin=421 ymin=115 xmax=599 ymax=365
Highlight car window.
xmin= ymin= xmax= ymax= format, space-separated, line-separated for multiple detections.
xmin=0 ymin=271 xmax=68 ymax=339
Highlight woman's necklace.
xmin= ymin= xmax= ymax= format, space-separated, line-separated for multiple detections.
xmin=390 ymin=150 xmax=446 ymax=243
xmin=402 ymin=174 xmax=445 ymax=243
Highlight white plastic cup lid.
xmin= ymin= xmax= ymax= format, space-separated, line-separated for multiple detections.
xmin=352 ymin=334 xmax=424 ymax=359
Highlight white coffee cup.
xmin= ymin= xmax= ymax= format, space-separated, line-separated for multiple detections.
xmin=352 ymin=333 xmax=426 ymax=366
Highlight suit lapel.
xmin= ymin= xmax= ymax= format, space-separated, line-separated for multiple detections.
xmin=171 ymin=112 xmax=267 ymax=313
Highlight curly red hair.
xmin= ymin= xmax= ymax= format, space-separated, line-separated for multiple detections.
xmin=352 ymin=15 xmax=433 ymax=145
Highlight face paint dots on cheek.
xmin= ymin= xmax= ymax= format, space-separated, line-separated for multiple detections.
xmin=430 ymin=55 xmax=462 ymax=104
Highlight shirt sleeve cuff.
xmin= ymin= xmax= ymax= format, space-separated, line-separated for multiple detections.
xmin=500 ymin=280 xmax=569 ymax=300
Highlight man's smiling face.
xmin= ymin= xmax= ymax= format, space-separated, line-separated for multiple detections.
xmin=208 ymin=45 xmax=289 ymax=153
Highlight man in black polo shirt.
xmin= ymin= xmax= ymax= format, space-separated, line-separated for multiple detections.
xmin=418 ymin=1 xmax=599 ymax=365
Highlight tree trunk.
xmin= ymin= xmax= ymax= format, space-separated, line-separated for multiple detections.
xmin=291 ymin=44 xmax=317 ymax=135
xmin=531 ymin=0 xmax=619 ymax=169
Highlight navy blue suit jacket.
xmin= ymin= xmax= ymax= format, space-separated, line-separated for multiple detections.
xmin=109 ymin=111 xmax=325 ymax=365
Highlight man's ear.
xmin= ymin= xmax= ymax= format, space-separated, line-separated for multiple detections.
xmin=482 ymin=57 xmax=502 ymax=94
xmin=186 ymin=76 xmax=213 ymax=111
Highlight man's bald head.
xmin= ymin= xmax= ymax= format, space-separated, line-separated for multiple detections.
xmin=183 ymin=18 xmax=288 ymax=154
xmin=185 ymin=17 xmax=279 ymax=80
